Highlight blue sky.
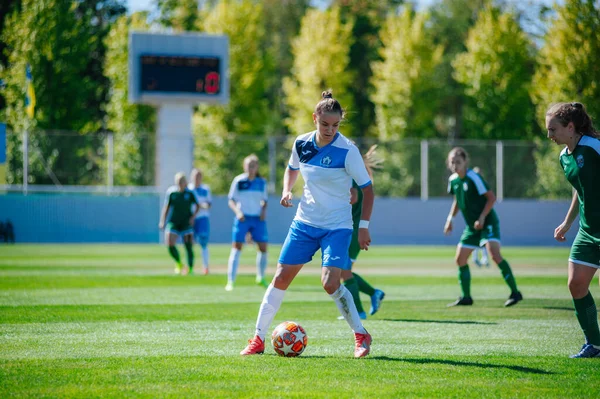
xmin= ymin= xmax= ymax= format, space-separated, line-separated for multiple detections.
xmin=127 ymin=0 xmax=560 ymax=14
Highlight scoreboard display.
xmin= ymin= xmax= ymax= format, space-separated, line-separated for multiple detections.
xmin=140 ymin=55 xmax=221 ymax=95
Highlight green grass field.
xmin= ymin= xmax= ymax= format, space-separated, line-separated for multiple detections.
xmin=1 ymin=244 xmax=600 ymax=398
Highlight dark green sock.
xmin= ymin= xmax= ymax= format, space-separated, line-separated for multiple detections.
xmin=343 ymin=278 xmax=364 ymax=314
xmin=458 ymin=264 xmax=471 ymax=298
xmin=353 ymin=272 xmax=375 ymax=296
xmin=184 ymin=241 xmax=194 ymax=269
xmin=573 ymin=292 xmax=600 ymax=346
xmin=168 ymin=246 xmax=180 ymax=263
xmin=497 ymin=259 xmax=518 ymax=293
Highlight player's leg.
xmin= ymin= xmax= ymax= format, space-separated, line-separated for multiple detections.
xmin=340 ymin=267 xmax=366 ymax=319
xmin=482 ymin=221 xmax=520 ymax=306
xmin=198 ymin=217 xmax=210 ymax=274
xmin=568 ymin=231 xmax=600 ymax=358
xmin=252 ymin=218 xmax=269 ymax=287
xmin=448 ymin=228 xmax=476 ymax=306
xmin=165 ymin=226 xmax=183 ymax=274
xmin=348 ymin=235 xmax=384 ymax=316
xmin=182 ymin=232 xmax=194 ymax=275
xmin=241 ymin=220 xmax=316 ymax=355
xmin=226 ymin=218 xmax=247 ymax=291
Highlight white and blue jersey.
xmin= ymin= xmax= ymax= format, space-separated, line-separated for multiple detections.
xmin=228 ymin=174 xmax=268 ymax=217
xmin=188 ymin=183 xmax=212 ymax=218
xmin=288 ymin=131 xmax=372 ymax=230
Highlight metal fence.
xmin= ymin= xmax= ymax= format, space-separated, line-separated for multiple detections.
xmin=2 ymin=129 xmax=570 ymax=199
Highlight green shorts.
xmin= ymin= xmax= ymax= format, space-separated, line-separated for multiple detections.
xmin=166 ymin=222 xmax=193 ymax=236
xmin=348 ymin=228 xmax=361 ymax=262
xmin=459 ymin=222 xmax=501 ymax=249
xmin=569 ymin=228 xmax=600 ymax=269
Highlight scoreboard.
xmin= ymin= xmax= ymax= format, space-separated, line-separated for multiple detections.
xmin=140 ymin=55 xmax=221 ymax=95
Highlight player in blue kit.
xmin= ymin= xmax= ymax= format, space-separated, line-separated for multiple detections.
xmin=241 ymin=91 xmax=374 ymax=358
xmin=225 ymin=154 xmax=269 ymax=291
xmin=188 ymin=168 xmax=212 ymax=275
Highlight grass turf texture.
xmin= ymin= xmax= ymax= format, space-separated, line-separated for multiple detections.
xmin=1 ymin=244 xmax=599 ymax=398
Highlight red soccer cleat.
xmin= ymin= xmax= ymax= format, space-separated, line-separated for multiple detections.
xmin=240 ymin=336 xmax=265 ymax=356
xmin=354 ymin=332 xmax=372 ymax=358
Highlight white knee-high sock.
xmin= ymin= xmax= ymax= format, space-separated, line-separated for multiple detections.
xmin=330 ymin=285 xmax=367 ymax=334
xmin=202 ymin=247 xmax=209 ymax=269
xmin=256 ymin=251 xmax=268 ymax=280
xmin=227 ymin=248 xmax=241 ymax=283
xmin=254 ymin=284 xmax=286 ymax=340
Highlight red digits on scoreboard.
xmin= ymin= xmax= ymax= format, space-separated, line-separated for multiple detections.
xmin=205 ymin=72 xmax=220 ymax=94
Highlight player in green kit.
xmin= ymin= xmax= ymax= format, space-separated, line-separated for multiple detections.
xmin=159 ymin=172 xmax=200 ymax=275
xmin=546 ymin=102 xmax=600 ymax=358
xmin=443 ymin=147 xmax=522 ymax=307
xmin=340 ymin=145 xmax=385 ymax=319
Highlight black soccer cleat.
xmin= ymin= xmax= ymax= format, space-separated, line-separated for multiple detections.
xmin=504 ymin=291 xmax=523 ymax=307
xmin=447 ymin=296 xmax=473 ymax=307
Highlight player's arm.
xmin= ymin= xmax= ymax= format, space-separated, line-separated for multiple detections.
xmin=203 ymin=188 xmax=212 ymax=209
xmin=281 ymin=167 xmax=299 ymax=207
xmin=444 ymin=198 xmax=459 ymax=235
xmin=190 ymin=195 xmax=200 ymax=225
xmin=159 ymin=202 xmax=170 ymax=230
xmin=358 ymin=184 xmax=374 ymax=250
xmin=474 ymin=190 xmax=496 ymax=230
xmin=555 ymin=190 xmax=579 ymax=242
xmin=228 ymin=198 xmax=244 ymax=221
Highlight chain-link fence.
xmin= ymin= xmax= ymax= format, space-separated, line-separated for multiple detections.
xmin=2 ymin=129 xmax=571 ymax=199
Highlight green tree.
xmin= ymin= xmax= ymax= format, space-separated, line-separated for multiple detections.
xmin=192 ymin=0 xmax=277 ymax=194
xmin=104 ymin=12 xmax=156 ymax=185
xmin=1 ymin=0 xmax=118 ymax=185
xmin=453 ymin=5 xmax=537 ymax=140
xmin=530 ymin=0 xmax=600 ymax=199
xmin=283 ymin=7 xmax=355 ymax=138
xmin=155 ymin=0 xmax=199 ymax=31
xmin=370 ymin=7 xmax=443 ymax=196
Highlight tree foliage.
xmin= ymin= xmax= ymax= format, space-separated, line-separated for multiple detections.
xmin=283 ymin=7 xmax=355 ymax=137
xmin=155 ymin=0 xmax=199 ymax=31
xmin=453 ymin=5 xmax=537 ymax=140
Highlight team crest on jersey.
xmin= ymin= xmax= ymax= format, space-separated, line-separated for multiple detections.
xmin=463 ymin=182 xmax=469 ymax=191
xmin=321 ymin=156 xmax=332 ymax=167
xmin=184 ymin=193 xmax=189 ymax=200
xmin=576 ymin=154 xmax=584 ymax=168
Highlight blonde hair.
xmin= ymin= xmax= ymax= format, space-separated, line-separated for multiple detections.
xmin=174 ymin=172 xmax=186 ymax=184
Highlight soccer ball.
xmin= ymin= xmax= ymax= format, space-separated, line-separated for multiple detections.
xmin=271 ymin=321 xmax=308 ymax=357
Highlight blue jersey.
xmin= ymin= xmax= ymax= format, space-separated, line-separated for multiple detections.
xmin=288 ymin=131 xmax=371 ymax=230
xmin=188 ymin=183 xmax=212 ymax=218
xmin=228 ymin=174 xmax=268 ymax=217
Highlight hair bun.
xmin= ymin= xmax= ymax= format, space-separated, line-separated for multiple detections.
xmin=322 ymin=90 xmax=333 ymax=99
xmin=571 ymin=102 xmax=583 ymax=109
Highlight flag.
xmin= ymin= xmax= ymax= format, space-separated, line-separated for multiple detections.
xmin=25 ymin=64 xmax=36 ymax=119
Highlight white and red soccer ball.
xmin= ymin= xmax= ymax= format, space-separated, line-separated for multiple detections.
xmin=271 ymin=321 xmax=308 ymax=357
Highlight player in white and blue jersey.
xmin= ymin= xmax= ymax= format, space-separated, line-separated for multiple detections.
xmin=241 ymin=91 xmax=375 ymax=358
xmin=225 ymin=154 xmax=269 ymax=291
xmin=188 ymin=168 xmax=212 ymax=275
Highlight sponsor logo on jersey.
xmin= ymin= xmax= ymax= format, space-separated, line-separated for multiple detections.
xmin=576 ymin=154 xmax=584 ymax=168
xmin=323 ymin=254 xmax=341 ymax=262
xmin=463 ymin=182 xmax=469 ymax=191
xmin=321 ymin=156 xmax=332 ymax=167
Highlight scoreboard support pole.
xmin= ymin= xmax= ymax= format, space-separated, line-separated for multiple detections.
xmin=156 ymin=104 xmax=194 ymax=194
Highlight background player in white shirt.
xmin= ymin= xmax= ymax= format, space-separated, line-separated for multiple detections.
xmin=225 ymin=154 xmax=269 ymax=291
xmin=241 ymin=91 xmax=375 ymax=358
xmin=188 ymin=168 xmax=212 ymax=275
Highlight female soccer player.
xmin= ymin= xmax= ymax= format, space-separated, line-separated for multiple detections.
xmin=443 ymin=147 xmax=522 ymax=307
xmin=159 ymin=172 xmax=199 ymax=275
xmin=188 ymin=168 xmax=212 ymax=275
xmin=340 ymin=145 xmax=385 ymax=320
xmin=241 ymin=91 xmax=374 ymax=358
xmin=546 ymin=102 xmax=600 ymax=358
xmin=225 ymin=154 xmax=269 ymax=291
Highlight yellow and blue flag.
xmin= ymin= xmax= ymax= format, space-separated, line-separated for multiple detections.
xmin=25 ymin=64 xmax=36 ymax=119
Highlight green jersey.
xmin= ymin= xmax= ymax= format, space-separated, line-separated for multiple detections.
xmin=351 ymin=180 xmax=363 ymax=228
xmin=165 ymin=187 xmax=197 ymax=226
xmin=559 ymin=135 xmax=600 ymax=236
xmin=448 ymin=169 xmax=498 ymax=228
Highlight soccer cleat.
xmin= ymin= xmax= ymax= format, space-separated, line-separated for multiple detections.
xmin=173 ymin=262 xmax=183 ymax=275
xmin=225 ymin=282 xmax=234 ymax=291
xmin=570 ymin=344 xmax=600 ymax=358
xmin=240 ymin=336 xmax=265 ymax=355
xmin=337 ymin=311 xmax=367 ymax=321
xmin=369 ymin=289 xmax=385 ymax=316
xmin=354 ymin=331 xmax=372 ymax=358
xmin=256 ymin=277 xmax=268 ymax=288
xmin=447 ymin=296 xmax=474 ymax=307
xmin=203 ymin=267 xmax=209 ymax=276
xmin=504 ymin=291 xmax=523 ymax=307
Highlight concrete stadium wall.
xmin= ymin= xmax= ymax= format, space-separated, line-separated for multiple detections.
xmin=0 ymin=194 xmax=574 ymax=247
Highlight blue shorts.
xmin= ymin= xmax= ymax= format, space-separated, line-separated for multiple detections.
xmin=279 ymin=220 xmax=352 ymax=269
xmin=193 ymin=217 xmax=210 ymax=246
xmin=232 ymin=216 xmax=268 ymax=243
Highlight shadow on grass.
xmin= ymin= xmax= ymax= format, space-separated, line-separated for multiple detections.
xmin=371 ymin=356 xmax=553 ymax=375
xmin=383 ymin=318 xmax=497 ymax=325
xmin=542 ymin=307 xmax=574 ymax=311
